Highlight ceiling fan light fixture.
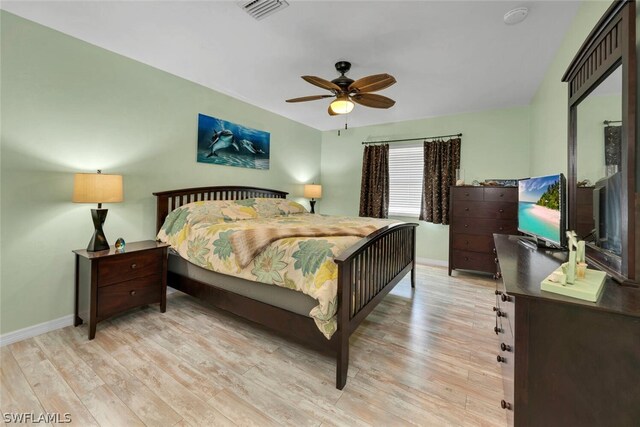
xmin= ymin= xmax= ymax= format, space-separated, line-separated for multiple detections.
xmin=330 ymin=97 xmax=355 ymax=115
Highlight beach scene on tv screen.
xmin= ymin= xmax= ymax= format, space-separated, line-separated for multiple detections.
xmin=519 ymin=175 xmax=561 ymax=243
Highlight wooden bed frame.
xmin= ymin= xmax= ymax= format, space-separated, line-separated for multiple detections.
xmin=153 ymin=185 xmax=418 ymax=389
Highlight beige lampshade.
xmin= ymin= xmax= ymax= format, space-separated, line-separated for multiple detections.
xmin=304 ymin=184 xmax=322 ymax=199
xmin=72 ymin=172 xmax=123 ymax=204
xmin=329 ymin=97 xmax=355 ymax=115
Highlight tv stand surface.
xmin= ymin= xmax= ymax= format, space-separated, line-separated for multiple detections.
xmin=517 ymin=236 xmax=565 ymax=251
xmin=493 ymin=234 xmax=640 ymax=426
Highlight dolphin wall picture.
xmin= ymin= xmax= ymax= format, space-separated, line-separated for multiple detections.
xmin=196 ymin=113 xmax=270 ymax=170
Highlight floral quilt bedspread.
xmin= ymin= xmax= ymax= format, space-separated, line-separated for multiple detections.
xmin=157 ymin=198 xmax=396 ymax=338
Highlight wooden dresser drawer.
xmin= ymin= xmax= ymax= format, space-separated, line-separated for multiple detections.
xmin=484 ymin=187 xmax=517 ymax=203
xmin=451 ymin=249 xmax=496 ymax=273
xmin=97 ymin=274 xmax=162 ymax=320
xmin=453 ymin=201 xmax=517 ymax=220
xmin=452 ymin=234 xmax=494 ymax=253
xmin=496 ymin=290 xmax=515 ymax=421
xmin=452 ymin=187 xmax=484 ymax=201
xmin=98 ymin=250 xmax=163 ymax=287
xmin=454 ymin=218 xmax=518 ymax=235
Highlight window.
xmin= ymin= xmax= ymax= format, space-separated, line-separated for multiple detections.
xmin=388 ymin=144 xmax=424 ymax=217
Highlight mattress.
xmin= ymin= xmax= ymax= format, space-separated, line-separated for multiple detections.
xmin=168 ymin=252 xmax=317 ymax=317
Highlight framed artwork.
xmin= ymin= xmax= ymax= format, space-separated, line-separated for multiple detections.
xmin=197 ymin=113 xmax=270 ymax=170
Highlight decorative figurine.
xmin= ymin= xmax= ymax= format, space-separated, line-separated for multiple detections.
xmin=115 ymin=237 xmax=126 ymax=252
xmin=565 ymin=230 xmax=578 ymax=284
xmin=541 ymin=230 xmax=607 ymax=302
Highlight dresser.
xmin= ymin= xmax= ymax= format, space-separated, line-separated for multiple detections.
xmin=73 ymin=240 xmax=169 ymax=339
xmin=576 ymin=186 xmax=595 ymax=238
xmin=494 ymin=234 xmax=640 ymax=426
xmin=449 ymin=186 xmax=518 ymax=276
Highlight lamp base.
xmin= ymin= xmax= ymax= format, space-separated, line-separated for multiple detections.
xmin=87 ymin=209 xmax=110 ymax=252
xmin=309 ymin=199 xmax=316 ymax=214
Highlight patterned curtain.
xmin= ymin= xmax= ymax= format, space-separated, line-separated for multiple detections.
xmin=604 ymin=125 xmax=622 ymax=170
xmin=419 ymin=138 xmax=461 ymax=224
xmin=359 ymin=144 xmax=389 ymax=218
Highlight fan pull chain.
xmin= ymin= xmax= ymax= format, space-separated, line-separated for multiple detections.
xmin=337 ymin=114 xmax=348 ymax=136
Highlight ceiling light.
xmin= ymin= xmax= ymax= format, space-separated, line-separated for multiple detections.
xmin=330 ymin=97 xmax=354 ymax=115
xmin=504 ymin=7 xmax=528 ymax=25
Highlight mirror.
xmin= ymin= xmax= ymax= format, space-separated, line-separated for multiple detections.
xmin=563 ymin=0 xmax=636 ymax=283
xmin=575 ymin=66 xmax=622 ymax=258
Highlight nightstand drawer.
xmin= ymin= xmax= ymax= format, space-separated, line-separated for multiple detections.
xmin=97 ymin=274 xmax=162 ymax=320
xmin=98 ymin=250 xmax=162 ymax=287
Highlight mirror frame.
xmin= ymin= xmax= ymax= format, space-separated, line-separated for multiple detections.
xmin=562 ymin=0 xmax=637 ymax=284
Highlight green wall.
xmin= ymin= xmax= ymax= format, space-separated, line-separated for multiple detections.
xmin=319 ymin=106 xmax=530 ymax=262
xmin=529 ymin=1 xmax=611 ymax=177
xmin=577 ymin=94 xmax=621 ymax=184
xmin=0 ymin=12 xmax=321 ymax=335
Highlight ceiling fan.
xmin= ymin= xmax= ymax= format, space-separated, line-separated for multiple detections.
xmin=286 ymin=61 xmax=396 ymax=116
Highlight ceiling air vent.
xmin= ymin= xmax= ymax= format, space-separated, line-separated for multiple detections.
xmin=238 ymin=0 xmax=289 ymax=21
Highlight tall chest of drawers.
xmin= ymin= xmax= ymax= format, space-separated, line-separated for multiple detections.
xmin=449 ymin=186 xmax=517 ymax=276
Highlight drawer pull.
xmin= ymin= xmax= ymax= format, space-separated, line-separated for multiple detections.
xmin=465 ymin=192 xmax=470 ymax=197
xmin=464 ymin=257 xmax=469 ymax=261
xmin=497 ymin=355 xmax=506 ymax=363
xmin=130 ymin=290 xmax=137 ymax=296
xmin=499 ymin=209 xmax=504 ymax=213
xmin=501 ymin=343 xmax=512 ymax=352
xmin=465 ymin=207 xmax=469 ymax=211
xmin=499 ymin=226 xmax=504 ymax=231
xmin=499 ymin=193 xmax=504 ymax=197
xmin=494 ymin=326 xmax=503 ymax=334
xmin=464 ymin=224 xmax=469 ymax=228
xmin=501 ymin=294 xmax=512 ymax=303
xmin=465 ymin=240 xmax=469 ymax=245
xmin=501 ymin=400 xmax=512 ymax=410
xmin=131 ymin=263 xmax=138 ymax=270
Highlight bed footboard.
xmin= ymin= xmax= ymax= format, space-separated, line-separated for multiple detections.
xmin=333 ymin=222 xmax=418 ymax=389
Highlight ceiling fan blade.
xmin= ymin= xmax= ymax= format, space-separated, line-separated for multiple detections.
xmin=348 ymin=74 xmax=396 ymax=93
xmin=286 ymin=95 xmax=334 ymax=103
xmin=328 ymin=105 xmax=338 ymax=116
xmin=351 ymin=93 xmax=396 ymax=109
xmin=302 ymin=75 xmax=341 ymax=92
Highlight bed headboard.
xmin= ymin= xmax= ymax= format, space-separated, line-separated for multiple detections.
xmin=152 ymin=186 xmax=289 ymax=232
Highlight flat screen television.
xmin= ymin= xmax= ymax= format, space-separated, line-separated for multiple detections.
xmin=593 ymin=172 xmax=622 ymax=256
xmin=518 ymin=174 xmax=566 ymax=248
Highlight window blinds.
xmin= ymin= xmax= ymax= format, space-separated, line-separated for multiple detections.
xmin=388 ymin=144 xmax=424 ymax=217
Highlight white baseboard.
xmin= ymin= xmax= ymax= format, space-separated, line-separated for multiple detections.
xmin=415 ymin=257 xmax=448 ymax=268
xmin=1 ymin=290 xmax=180 ymax=347
xmin=0 ymin=314 xmax=75 ymax=347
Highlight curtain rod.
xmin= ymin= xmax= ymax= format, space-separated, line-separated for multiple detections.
xmin=603 ymin=120 xmax=622 ymax=125
xmin=361 ymin=133 xmax=462 ymax=145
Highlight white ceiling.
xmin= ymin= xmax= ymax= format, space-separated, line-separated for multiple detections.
xmin=2 ymin=0 xmax=581 ymax=131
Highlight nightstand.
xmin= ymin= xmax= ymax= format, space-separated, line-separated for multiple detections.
xmin=73 ymin=240 xmax=169 ymax=339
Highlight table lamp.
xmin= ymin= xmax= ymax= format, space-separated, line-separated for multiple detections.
xmin=303 ymin=184 xmax=322 ymax=214
xmin=73 ymin=170 xmax=123 ymax=251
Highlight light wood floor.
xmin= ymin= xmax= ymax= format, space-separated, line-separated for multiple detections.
xmin=1 ymin=266 xmax=507 ymax=426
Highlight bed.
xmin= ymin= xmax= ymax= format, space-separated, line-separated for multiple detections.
xmin=153 ymin=185 xmax=418 ymax=389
